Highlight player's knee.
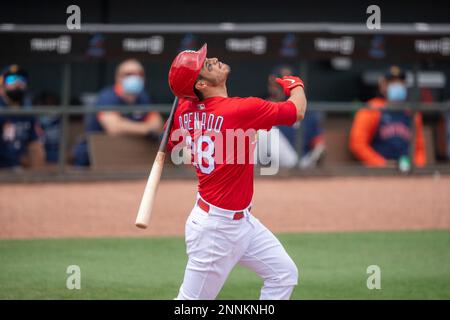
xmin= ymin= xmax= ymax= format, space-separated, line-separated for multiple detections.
xmin=266 ymin=259 xmax=298 ymax=287
xmin=286 ymin=261 xmax=299 ymax=286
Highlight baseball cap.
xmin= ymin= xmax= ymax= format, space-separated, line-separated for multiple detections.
xmin=0 ymin=64 xmax=28 ymax=87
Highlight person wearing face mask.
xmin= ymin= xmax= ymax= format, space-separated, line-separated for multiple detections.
xmin=73 ymin=59 xmax=163 ymax=166
xmin=349 ymin=65 xmax=426 ymax=167
xmin=0 ymin=65 xmax=45 ymax=169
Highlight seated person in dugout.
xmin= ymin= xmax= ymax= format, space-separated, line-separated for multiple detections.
xmin=73 ymin=59 xmax=163 ymax=166
xmin=0 ymin=64 xmax=45 ymax=170
xmin=258 ymin=65 xmax=325 ymax=169
xmin=33 ymin=92 xmax=61 ymax=164
xmin=349 ymin=65 xmax=426 ymax=167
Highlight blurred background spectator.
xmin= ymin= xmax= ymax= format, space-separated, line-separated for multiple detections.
xmin=33 ymin=92 xmax=61 ymax=164
xmin=1 ymin=0 xmax=449 ymax=175
xmin=259 ymin=65 xmax=325 ymax=169
xmin=72 ymin=59 xmax=163 ymax=166
xmin=349 ymin=66 xmax=426 ymax=167
xmin=0 ymin=65 xmax=45 ymax=169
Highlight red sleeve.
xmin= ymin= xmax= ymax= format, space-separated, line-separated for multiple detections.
xmin=235 ymin=97 xmax=297 ymax=131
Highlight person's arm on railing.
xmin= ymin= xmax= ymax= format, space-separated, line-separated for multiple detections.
xmin=98 ymin=111 xmax=163 ymax=137
xmin=21 ymin=140 xmax=45 ymax=168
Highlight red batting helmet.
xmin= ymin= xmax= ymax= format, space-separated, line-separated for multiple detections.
xmin=168 ymin=43 xmax=207 ymax=99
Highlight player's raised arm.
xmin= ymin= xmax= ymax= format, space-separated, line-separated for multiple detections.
xmin=276 ymin=76 xmax=307 ymax=121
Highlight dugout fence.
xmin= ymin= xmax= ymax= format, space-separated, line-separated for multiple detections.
xmin=1 ymin=23 xmax=449 ymax=181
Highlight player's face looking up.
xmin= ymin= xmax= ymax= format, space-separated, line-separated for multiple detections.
xmin=194 ymin=57 xmax=230 ymax=92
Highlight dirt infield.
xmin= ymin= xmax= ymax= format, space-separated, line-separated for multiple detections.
xmin=1 ymin=176 xmax=449 ymax=239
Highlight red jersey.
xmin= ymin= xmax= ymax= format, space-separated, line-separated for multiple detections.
xmin=167 ymin=96 xmax=297 ymax=210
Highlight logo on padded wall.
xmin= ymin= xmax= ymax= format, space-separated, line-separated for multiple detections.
xmin=314 ymin=37 xmax=354 ymax=55
xmin=415 ymin=38 xmax=450 ymax=56
xmin=86 ymin=34 xmax=106 ymax=58
xmin=368 ymin=35 xmax=386 ymax=59
xmin=179 ymin=34 xmax=200 ymax=52
xmin=122 ymin=36 xmax=164 ymax=54
xmin=279 ymin=34 xmax=298 ymax=58
xmin=30 ymin=36 xmax=72 ymax=54
xmin=226 ymin=36 xmax=267 ymax=55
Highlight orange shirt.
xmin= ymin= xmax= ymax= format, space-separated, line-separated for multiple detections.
xmin=349 ymin=97 xmax=426 ymax=167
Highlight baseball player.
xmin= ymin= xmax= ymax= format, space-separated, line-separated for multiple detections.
xmin=166 ymin=44 xmax=307 ymax=300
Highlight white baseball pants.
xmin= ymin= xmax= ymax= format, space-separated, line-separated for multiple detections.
xmin=176 ymin=197 xmax=299 ymax=300
xmin=256 ymin=128 xmax=299 ymax=169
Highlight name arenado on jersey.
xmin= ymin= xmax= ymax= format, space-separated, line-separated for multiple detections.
xmin=179 ymin=112 xmax=224 ymax=133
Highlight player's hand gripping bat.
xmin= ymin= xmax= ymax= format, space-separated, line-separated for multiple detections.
xmin=135 ymin=97 xmax=179 ymax=228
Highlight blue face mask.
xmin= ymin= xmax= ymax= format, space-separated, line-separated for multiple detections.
xmin=121 ymin=75 xmax=144 ymax=95
xmin=387 ymin=83 xmax=407 ymax=102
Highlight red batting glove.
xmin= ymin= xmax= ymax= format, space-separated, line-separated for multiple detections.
xmin=275 ymin=76 xmax=305 ymax=97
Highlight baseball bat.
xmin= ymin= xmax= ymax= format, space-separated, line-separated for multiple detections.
xmin=135 ymin=96 xmax=179 ymax=229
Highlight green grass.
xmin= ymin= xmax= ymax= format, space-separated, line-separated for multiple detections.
xmin=0 ymin=230 xmax=449 ymax=299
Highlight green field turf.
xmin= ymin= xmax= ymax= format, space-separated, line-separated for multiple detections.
xmin=0 ymin=230 xmax=449 ymax=299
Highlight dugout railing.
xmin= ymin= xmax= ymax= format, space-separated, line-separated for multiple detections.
xmin=0 ymin=101 xmax=449 ymax=182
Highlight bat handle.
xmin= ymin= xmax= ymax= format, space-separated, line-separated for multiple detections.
xmin=135 ymin=96 xmax=179 ymax=229
xmin=135 ymin=151 xmax=166 ymax=228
